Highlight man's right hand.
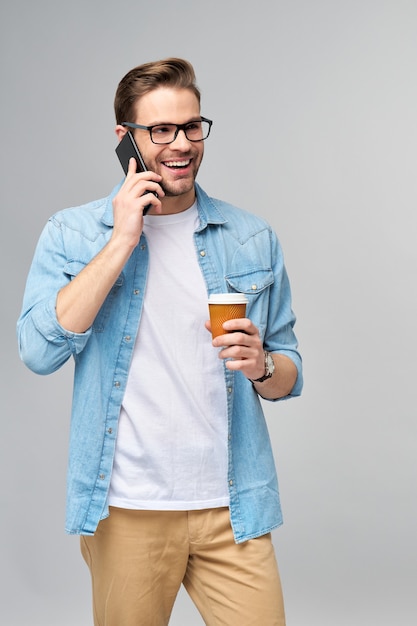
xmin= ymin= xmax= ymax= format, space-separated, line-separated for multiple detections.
xmin=112 ymin=157 xmax=164 ymax=250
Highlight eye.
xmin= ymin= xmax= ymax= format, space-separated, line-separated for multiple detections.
xmin=185 ymin=121 xmax=201 ymax=132
xmin=152 ymin=125 xmax=173 ymax=135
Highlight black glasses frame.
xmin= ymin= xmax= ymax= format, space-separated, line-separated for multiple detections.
xmin=121 ymin=117 xmax=213 ymax=144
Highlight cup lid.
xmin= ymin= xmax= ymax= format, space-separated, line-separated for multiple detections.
xmin=208 ymin=293 xmax=248 ymax=304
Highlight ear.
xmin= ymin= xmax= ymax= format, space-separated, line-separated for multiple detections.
xmin=115 ymin=125 xmax=128 ymax=141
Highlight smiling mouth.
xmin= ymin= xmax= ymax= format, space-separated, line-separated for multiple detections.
xmin=162 ymin=159 xmax=191 ymax=169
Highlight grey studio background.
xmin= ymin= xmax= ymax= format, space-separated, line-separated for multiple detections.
xmin=1 ymin=1 xmax=416 ymax=625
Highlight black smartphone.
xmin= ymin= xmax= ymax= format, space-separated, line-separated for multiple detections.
xmin=115 ymin=131 xmax=157 ymax=214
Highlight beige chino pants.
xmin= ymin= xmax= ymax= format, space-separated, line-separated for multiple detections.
xmin=80 ymin=506 xmax=285 ymax=626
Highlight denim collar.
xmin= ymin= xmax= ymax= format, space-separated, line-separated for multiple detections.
xmin=100 ymin=181 xmax=227 ymax=229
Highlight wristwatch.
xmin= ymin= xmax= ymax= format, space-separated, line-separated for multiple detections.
xmin=250 ymin=351 xmax=275 ymax=383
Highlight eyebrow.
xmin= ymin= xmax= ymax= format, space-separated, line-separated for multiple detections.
xmin=142 ymin=117 xmax=202 ymax=126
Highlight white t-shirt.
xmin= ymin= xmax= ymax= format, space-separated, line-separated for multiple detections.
xmin=108 ymin=204 xmax=229 ymax=510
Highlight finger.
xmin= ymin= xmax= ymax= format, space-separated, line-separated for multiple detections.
xmin=127 ymin=157 xmax=138 ymax=175
xmin=140 ymin=191 xmax=162 ymax=213
xmin=213 ymin=332 xmax=253 ymax=352
xmin=122 ymin=174 xmax=164 ymax=201
xmin=222 ymin=318 xmax=255 ymax=334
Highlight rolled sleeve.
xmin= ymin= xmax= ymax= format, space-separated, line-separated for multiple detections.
xmin=18 ymin=294 xmax=92 ymax=375
xmin=17 ymin=217 xmax=92 ymax=375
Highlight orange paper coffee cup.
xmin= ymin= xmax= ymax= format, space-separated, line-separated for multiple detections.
xmin=208 ymin=293 xmax=248 ymax=339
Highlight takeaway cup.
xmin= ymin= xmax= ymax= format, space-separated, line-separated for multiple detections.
xmin=208 ymin=293 xmax=248 ymax=339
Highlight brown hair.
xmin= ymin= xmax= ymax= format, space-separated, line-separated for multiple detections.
xmin=114 ymin=57 xmax=201 ymax=124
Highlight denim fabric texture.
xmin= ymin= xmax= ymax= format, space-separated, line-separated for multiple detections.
xmin=17 ymin=182 xmax=303 ymax=543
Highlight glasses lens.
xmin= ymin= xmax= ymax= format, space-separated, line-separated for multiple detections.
xmin=151 ymin=124 xmax=177 ymax=144
xmin=150 ymin=120 xmax=211 ymax=144
xmin=184 ymin=120 xmax=209 ymax=141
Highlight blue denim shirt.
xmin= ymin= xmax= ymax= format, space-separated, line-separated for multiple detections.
xmin=17 ymin=182 xmax=302 ymax=543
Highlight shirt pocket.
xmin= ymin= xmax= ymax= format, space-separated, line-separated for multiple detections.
xmin=225 ymin=268 xmax=274 ymax=296
xmin=63 ymin=260 xmax=124 ymax=333
xmin=225 ymin=268 xmax=274 ymax=339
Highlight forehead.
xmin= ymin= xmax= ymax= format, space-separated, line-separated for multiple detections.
xmin=134 ymin=87 xmax=200 ymax=124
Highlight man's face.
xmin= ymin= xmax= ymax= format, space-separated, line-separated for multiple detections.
xmin=131 ymin=87 xmax=204 ymax=201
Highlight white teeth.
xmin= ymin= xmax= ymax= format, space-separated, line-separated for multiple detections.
xmin=164 ymin=160 xmax=190 ymax=168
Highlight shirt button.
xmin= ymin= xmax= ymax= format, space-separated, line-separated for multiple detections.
xmin=251 ymin=284 xmax=257 ymax=290
xmin=200 ymin=250 xmax=206 ymax=257
xmin=99 ymin=474 xmax=105 ymax=480
xmin=125 ymin=336 xmax=131 ymax=342
xmin=141 ymin=244 xmax=146 ymax=250
xmin=114 ymin=381 xmax=120 ymax=388
xmin=133 ymin=289 xmax=140 ymax=295
xmin=227 ymin=387 xmax=232 ymax=394
xmin=107 ymin=428 xmax=113 ymax=434
xmin=229 ymin=480 xmax=233 ymax=486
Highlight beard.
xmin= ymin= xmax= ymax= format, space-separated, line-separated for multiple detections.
xmin=161 ymin=174 xmax=198 ymax=197
xmin=151 ymin=148 xmax=203 ymax=198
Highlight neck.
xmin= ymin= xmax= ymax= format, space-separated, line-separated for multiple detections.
xmin=157 ymin=188 xmax=196 ymax=215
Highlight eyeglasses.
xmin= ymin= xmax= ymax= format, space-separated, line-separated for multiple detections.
xmin=121 ymin=117 xmax=213 ymax=145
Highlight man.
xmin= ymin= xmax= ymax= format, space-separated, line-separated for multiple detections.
xmin=17 ymin=58 xmax=302 ymax=626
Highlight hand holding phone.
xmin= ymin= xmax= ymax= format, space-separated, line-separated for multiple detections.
xmin=115 ymin=132 xmax=158 ymax=214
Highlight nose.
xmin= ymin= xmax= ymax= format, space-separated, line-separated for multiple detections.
xmin=171 ymin=128 xmax=190 ymax=150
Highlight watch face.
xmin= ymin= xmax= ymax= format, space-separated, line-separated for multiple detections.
xmin=266 ymin=352 xmax=275 ymax=375
xmin=250 ymin=352 xmax=275 ymax=383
